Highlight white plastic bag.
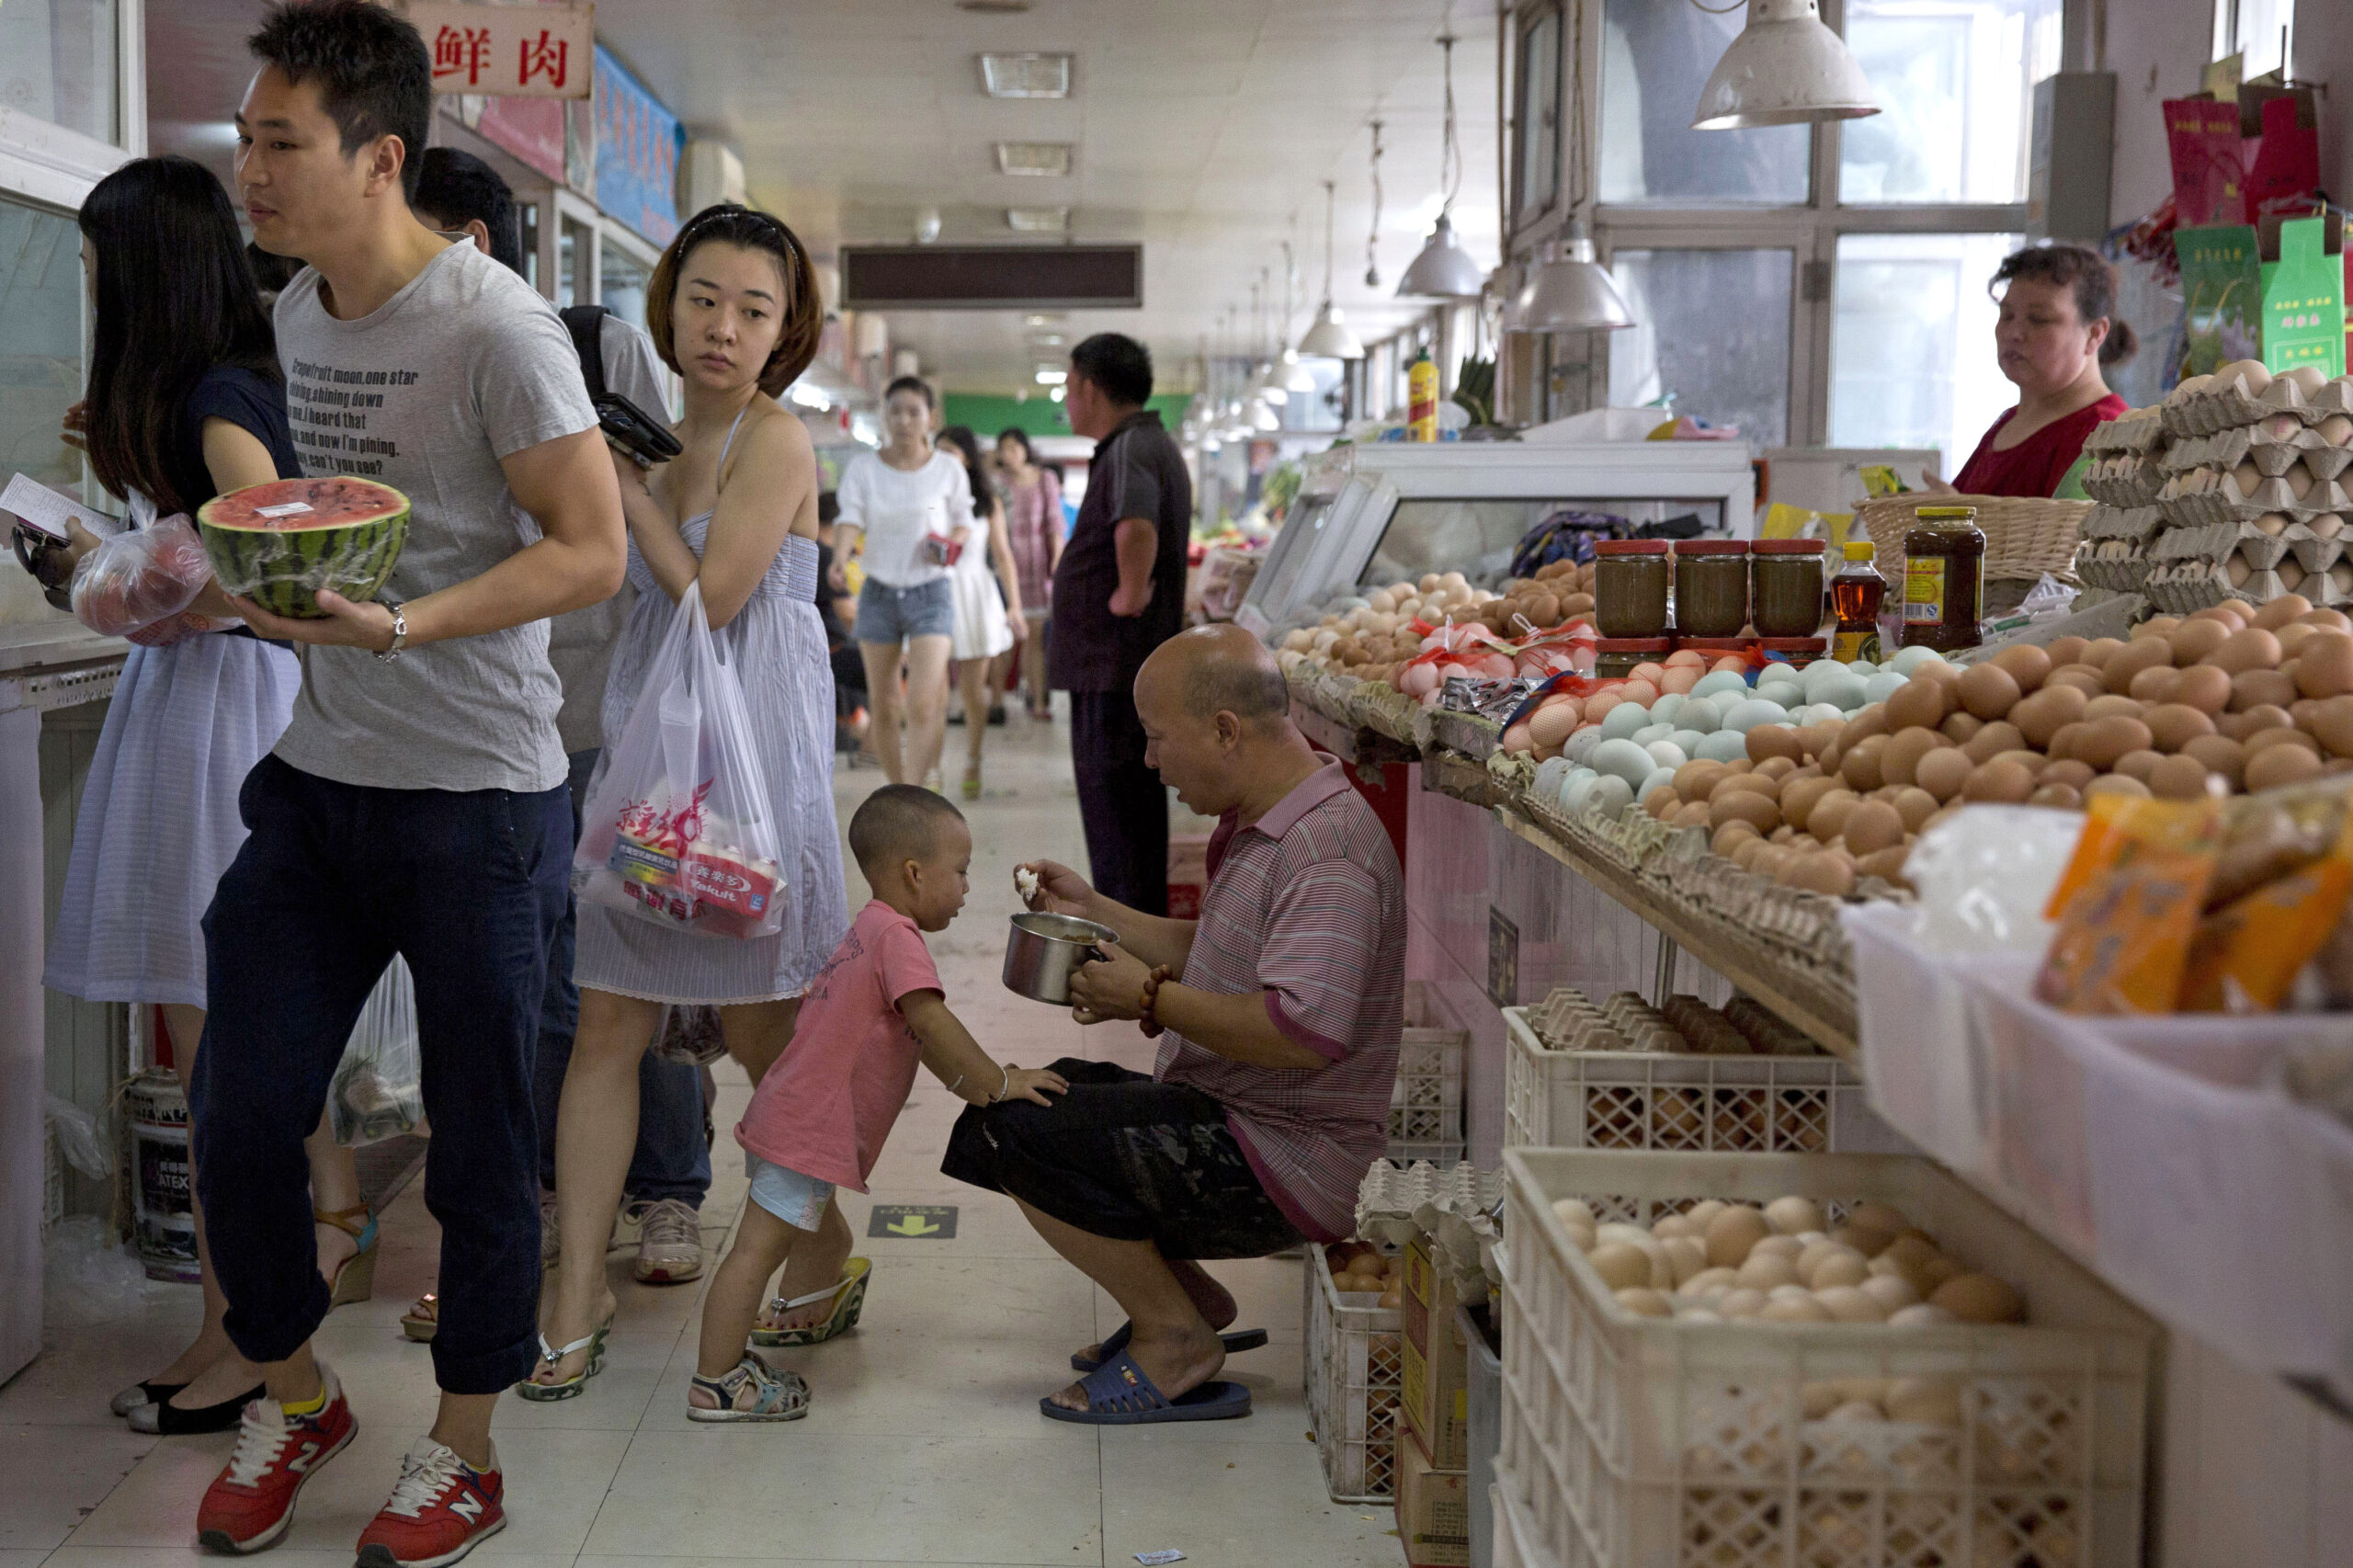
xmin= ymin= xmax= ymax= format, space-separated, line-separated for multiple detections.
xmin=69 ymin=512 xmax=210 ymax=636
xmin=329 ymin=956 xmax=422 ymax=1145
xmin=575 ymin=581 xmax=785 ymax=940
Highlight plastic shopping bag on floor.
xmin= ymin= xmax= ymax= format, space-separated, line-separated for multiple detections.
xmin=330 ymin=956 xmax=422 ymax=1145
xmin=69 ymin=513 xmax=211 ymax=636
xmin=576 ymin=581 xmax=786 ymax=940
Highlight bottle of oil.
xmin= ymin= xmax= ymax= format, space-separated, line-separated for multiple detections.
xmin=1829 ymin=540 xmax=1885 ymax=663
xmin=1406 ymin=348 xmax=1438 ymax=441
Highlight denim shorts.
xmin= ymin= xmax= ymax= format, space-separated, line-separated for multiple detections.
xmin=745 ymin=1153 xmax=835 ymax=1232
xmin=857 ymin=576 xmax=953 ymax=644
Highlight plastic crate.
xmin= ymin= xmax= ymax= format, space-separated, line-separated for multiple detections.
xmin=1503 ymin=1007 xmax=1899 ymax=1155
xmin=1495 ymin=1148 xmax=2156 ymax=1568
xmin=1463 ymin=1302 xmax=1504 ymax=1568
xmin=1304 ymin=1243 xmax=1405 ymax=1502
xmin=1491 ymin=1471 xmax=1541 ymax=1568
xmin=1389 ymin=982 xmax=1468 ymax=1164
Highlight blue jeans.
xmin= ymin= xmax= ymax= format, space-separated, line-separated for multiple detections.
xmin=534 ymin=749 xmax=710 ymax=1207
xmin=195 ymin=755 xmax=569 ymax=1394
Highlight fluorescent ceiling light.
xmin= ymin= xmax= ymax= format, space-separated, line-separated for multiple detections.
xmin=1006 ymin=206 xmax=1070 ymax=233
xmin=1035 ymin=368 xmax=1068 ymax=384
xmin=1028 ymin=332 xmax=1066 ymax=348
xmin=1050 ymin=386 xmax=1066 ymax=403
xmin=995 ymin=142 xmax=1074 ymax=176
xmin=980 ymin=53 xmax=1073 ymax=98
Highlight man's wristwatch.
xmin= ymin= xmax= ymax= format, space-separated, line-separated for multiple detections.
xmin=374 ymin=601 xmax=407 ymax=662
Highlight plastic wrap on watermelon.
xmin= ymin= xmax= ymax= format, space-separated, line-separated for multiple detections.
xmin=575 ymin=580 xmax=786 ymax=941
xmin=195 ymin=476 xmax=410 ymax=619
xmin=69 ymin=514 xmax=211 ymax=636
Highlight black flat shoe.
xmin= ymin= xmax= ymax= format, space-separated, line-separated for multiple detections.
xmin=110 ymin=1379 xmax=185 ymax=1417
xmin=987 ymin=705 xmax=1007 ymax=726
xmin=129 ymin=1383 xmax=265 ymax=1435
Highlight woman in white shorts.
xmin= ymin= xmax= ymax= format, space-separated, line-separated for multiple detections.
xmin=936 ymin=424 xmax=1023 ymax=798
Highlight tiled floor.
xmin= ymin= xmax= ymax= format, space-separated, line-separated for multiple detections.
xmin=5 ymin=708 xmax=1407 ymax=1568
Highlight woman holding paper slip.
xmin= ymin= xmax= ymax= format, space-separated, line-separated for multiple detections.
xmin=32 ymin=155 xmax=373 ymax=1435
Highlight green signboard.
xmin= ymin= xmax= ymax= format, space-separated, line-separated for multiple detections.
xmin=2258 ymin=216 xmax=2347 ymax=377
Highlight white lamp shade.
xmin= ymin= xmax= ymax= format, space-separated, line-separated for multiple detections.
xmin=1246 ymin=362 xmax=1290 ymax=405
xmin=1247 ymin=397 xmax=1281 ymax=432
xmin=1299 ymin=302 xmax=1364 ymax=359
xmin=1504 ymin=234 xmax=1635 ymax=335
xmin=1692 ymin=0 xmax=1881 ymax=131
xmin=1278 ymin=350 xmax=1319 ymax=393
xmin=1396 ymin=213 xmax=1488 ymax=299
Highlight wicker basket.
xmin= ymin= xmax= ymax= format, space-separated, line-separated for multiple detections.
xmin=1856 ymin=493 xmax=2093 ymax=587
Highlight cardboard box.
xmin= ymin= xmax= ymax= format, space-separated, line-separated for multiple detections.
xmin=1393 ymin=1438 xmax=1471 ymax=1568
xmin=2260 ymin=213 xmax=2347 ymax=377
xmin=1399 ymin=1232 xmax=1469 ymax=1470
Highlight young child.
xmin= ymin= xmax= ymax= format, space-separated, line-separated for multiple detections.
xmin=689 ymin=785 xmax=1067 ymax=1420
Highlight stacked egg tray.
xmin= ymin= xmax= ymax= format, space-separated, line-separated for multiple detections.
xmin=1357 ymin=1158 xmax=1506 ymax=1296
xmin=2077 ymin=408 xmax=2172 ymax=596
xmin=2131 ymin=365 xmax=2353 ymax=614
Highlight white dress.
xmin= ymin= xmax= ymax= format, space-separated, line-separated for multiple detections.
xmin=948 ymin=513 xmax=1014 ymax=663
xmin=574 ymin=413 xmax=849 ymax=1005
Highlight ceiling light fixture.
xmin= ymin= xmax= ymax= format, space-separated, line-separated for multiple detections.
xmin=1035 ymin=368 xmax=1068 ymax=384
xmin=956 ymin=0 xmax=1031 ymax=12
xmin=1273 ymin=242 xmax=1319 ymax=392
xmin=979 ymin=52 xmax=1073 ymax=98
xmin=1244 ymin=279 xmax=1287 ymax=405
xmin=1299 ymin=179 xmax=1364 ymax=359
xmin=995 ymin=141 xmax=1074 ymax=176
xmin=1690 ymin=0 xmax=1880 ymax=130
xmin=1397 ymin=28 xmax=1488 ymax=299
xmin=1005 ymin=205 xmax=1070 ymax=233
xmin=1503 ymin=218 xmax=1634 ymax=334
xmin=1362 ymin=120 xmax=1385 ymax=288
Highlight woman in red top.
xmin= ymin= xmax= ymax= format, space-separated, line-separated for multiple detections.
xmin=1938 ymin=244 xmax=2136 ymax=498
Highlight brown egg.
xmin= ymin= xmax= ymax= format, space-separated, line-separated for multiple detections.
xmin=1891 ymin=787 xmax=1939 ymax=832
xmin=1962 ymin=757 xmax=2037 ymax=803
xmin=2143 ymin=616 xmax=2184 ymax=637
xmin=2278 ymin=623 xmax=2325 ymax=659
xmin=2039 ymin=758 xmax=2097 ymax=791
xmin=1716 ymin=771 xmax=1780 ymax=802
xmin=2191 ymin=601 xmax=2251 ymax=627
xmin=2310 ymin=696 xmax=2353 ymax=757
xmin=2149 ymin=754 xmax=2219 ymax=801
xmin=1878 ymin=727 xmax=1945 ymax=788
xmin=2245 ymin=744 xmax=2325 ymax=792
xmin=2245 ymin=727 xmax=2321 ymax=758
xmin=1842 ymin=799 xmax=1905 ymax=856
xmin=1911 ymin=747 xmax=1973 ymax=803
xmin=2294 ymin=632 xmax=2353 ymax=699
xmin=1956 ymin=662 xmax=2021 ymax=719
xmin=2220 ymin=703 xmax=2293 ymax=740
xmin=1990 ymin=750 xmax=2049 ymax=777
xmin=2251 ymin=593 xmax=2314 ymax=631
xmin=1960 ymin=721 xmax=2026 ymax=766
xmin=2010 ymin=685 xmax=2088 ymax=747
xmin=1839 ymin=735 xmax=1890 ymax=792
xmin=2074 ymin=715 xmax=2154 ymax=770
xmin=2169 ymin=619 xmax=2232 ymax=665
xmin=1646 ymin=785 xmax=1680 ymax=818
xmin=2171 ymin=664 xmax=2234 ymax=714
xmin=2045 ymin=721 xmax=2086 ymax=760
xmin=2102 ymin=636 xmax=2174 ymax=693
xmin=2209 ymin=627 xmax=2284 ymax=675
xmin=2182 ymin=733 xmax=2249 ymax=786
xmin=1710 ymin=790 xmax=1782 ymax=833
xmin=2128 ymin=664 xmax=2185 ymax=704
xmin=1843 ymin=704 xmax=1892 ymax=744
xmin=1989 ymin=642 xmax=2052 ymax=692
xmin=1779 ymin=775 xmax=1840 ymax=833
xmin=2082 ymin=637 xmax=2127 ymax=671
xmin=2084 ymin=774 xmax=2153 ymax=801
xmin=1782 ymin=852 xmax=1856 ymax=897
xmin=1747 ymin=724 xmax=1805 ymax=764
xmin=1676 ymin=760 xmax=1731 ymax=800
xmin=1756 ymin=755 xmax=1799 ymax=781
xmin=2229 ymin=667 xmax=2299 ymax=713
xmin=1938 ymin=710 xmax=1985 ymax=744
xmin=1792 ymin=721 xmax=1841 ymax=760
xmin=2044 ymin=635 xmax=2088 ymax=666
xmin=1884 ymin=676 xmax=1953 ymax=731
xmin=2112 ymin=748 xmax=2165 ymax=783
xmin=1852 ymin=845 xmax=1914 ymax=885
xmin=2302 ymin=609 xmax=2353 ymax=634
xmin=2029 ymin=782 xmax=2084 ymax=810
xmin=2143 ymin=703 xmax=2217 ymax=753
xmin=1674 ymin=799 xmax=1714 ymax=829
xmin=2083 ymin=694 xmax=2148 ymax=723
xmin=1713 ymin=820 xmax=1762 ymax=858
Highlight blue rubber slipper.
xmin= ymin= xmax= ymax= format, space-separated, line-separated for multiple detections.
xmin=1072 ymin=1322 xmax=1269 ymax=1372
xmin=1039 ymin=1349 xmax=1254 ymax=1426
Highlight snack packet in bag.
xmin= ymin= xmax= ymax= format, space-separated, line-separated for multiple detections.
xmin=2036 ymin=794 xmax=2227 ymax=1013
xmin=2178 ymin=784 xmax=2353 ymax=1012
xmin=575 ymin=582 xmax=785 ymax=940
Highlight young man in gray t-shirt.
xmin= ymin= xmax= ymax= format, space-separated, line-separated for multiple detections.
xmin=190 ymin=6 xmax=625 ymax=1562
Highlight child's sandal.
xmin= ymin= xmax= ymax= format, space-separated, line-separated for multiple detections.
xmin=750 ymin=1257 xmax=870 ymax=1347
xmin=687 ymin=1353 xmax=809 ymax=1423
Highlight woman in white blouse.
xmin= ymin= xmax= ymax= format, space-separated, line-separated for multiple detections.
xmin=835 ymin=377 xmax=972 ymax=787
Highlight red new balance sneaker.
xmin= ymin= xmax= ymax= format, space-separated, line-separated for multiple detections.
xmin=192 ymin=1367 xmax=357 ymax=1554
xmin=353 ymin=1438 xmax=506 ymax=1568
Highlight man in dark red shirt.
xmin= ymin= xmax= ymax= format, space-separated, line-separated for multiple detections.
xmin=1046 ymin=334 xmax=1192 ymax=915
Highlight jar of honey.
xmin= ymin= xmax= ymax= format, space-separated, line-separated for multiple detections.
xmin=1901 ymin=506 xmax=1985 ymax=653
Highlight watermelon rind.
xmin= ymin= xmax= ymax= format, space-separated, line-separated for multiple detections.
xmin=197 ymin=478 xmax=410 ymax=620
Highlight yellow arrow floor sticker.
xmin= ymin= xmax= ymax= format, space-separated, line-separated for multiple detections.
xmin=867 ymin=1203 xmax=957 ymax=1239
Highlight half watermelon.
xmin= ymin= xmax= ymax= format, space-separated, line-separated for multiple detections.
xmin=197 ymin=477 xmax=409 ymax=619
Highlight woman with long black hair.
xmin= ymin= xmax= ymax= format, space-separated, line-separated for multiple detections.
xmin=36 ymin=156 xmax=372 ymax=1434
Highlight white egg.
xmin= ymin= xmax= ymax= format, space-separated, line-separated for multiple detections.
xmin=1806 ymin=669 xmax=1868 ymax=711
xmin=1643 ymin=741 xmax=1689 ymax=771
xmin=1649 ymin=692 xmax=1688 ymax=725
xmin=1534 ymin=756 xmax=1572 ymax=800
xmin=1637 ymin=766 xmax=1680 ymax=802
xmin=1586 ymin=774 xmax=1634 ymax=818
xmin=1864 ymin=671 xmax=1909 ymax=705
xmin=1668 ymin=729 xmax=1707 ymax=756
xmin=1847 ymin=658 xmax=1879 ymax=676
xmin=1697 ymin=730 xmax=1751 ymax=763
xmin=1756 ymin=664 xmax=1805 ymax=694
xmin=1888 ymin=646 xmax=1947 ymax=676
xmin=1600 ymin=701 xmax=1654 ymax=741
xmin=1590 ymin=738 xmax=1656 ymax=787
xmin=1677 ymin=697 xmax=1722 ymax=733
xmin=1722 ymin=698 xmax=1791 ymax=733
xmin=1631 ymin=722 xmax=1675 ymax=748
xmin=1561 ymin=768 xmax=1602 ymax=812
xmin=1692 ymin=670 xmax=1752 ymax=702
xmin=1564 ymin=727 xmax=1607 ymax=766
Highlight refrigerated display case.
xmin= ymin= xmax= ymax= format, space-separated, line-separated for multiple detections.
xmin=1235 ymin=441 xmax=1756 ymax=637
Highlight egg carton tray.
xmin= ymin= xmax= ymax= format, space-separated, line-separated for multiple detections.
xmin=1494 ymin=1148 xmax=2158 ymax=1568
xmin=1347 ymin=678 xmax=1429 ymax=749
xmin=2262 ymin=555 xmax=2349 ymax=606
xmin=2287 ymin=521 xmax=2349 ymax=574
xmin=2248 ymin=370 xmax=2353 ymax=426
xmin=1357 ymin=1160 xmax=1505 ymax=1295
xmin=2149 ymin=518 xmax=2242 ymax=562
xmin=2159 ymin=382 xmax=2267 ymax=437
xmin=2079 ymin=404 xmax=2165 ymax=455
xmin=1304 ymin=1242 xmax=1406 ymax=1502
xmin=2077 ymin=503 xmax=2163 ymax=543
xmin=1516 ymin=789 xmax=1685 ymax=878
xmin=2078 ymin=455 xmax=2166 ymax=508
xmin=2140 ymin=558 xmax=2243 ymax=615
xmin=2232 ymin=528 xmax=2291 ymax=573
xmin=1639 ymin=847 xmax=1868 ymax=976
xmin=2156 ymin=470 xmax=2353 ymax=528
xmin=2165 ymin=423 xmax=2353 ymax=483
xmin=2073 ymin=540 xmax=2154 ymax=595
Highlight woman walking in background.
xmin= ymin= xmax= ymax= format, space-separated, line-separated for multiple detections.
xmin=35 ymin=156 xmax=369 ymax=1435
xmin=995 ymin=427 xmax=1063 ymax=720
xmin=938 ymin=424 xmax=1023 ymax=799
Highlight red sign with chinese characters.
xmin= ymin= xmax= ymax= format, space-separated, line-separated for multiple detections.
xmin=409 ymin=3 xmax=593 ymax=99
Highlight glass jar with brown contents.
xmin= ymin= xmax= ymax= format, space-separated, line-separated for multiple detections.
xmin=1901 ymin=506 xmax=1986 ymax=652
xmin=1593 ymin=540 xmax=1671 ymax=637
xmin=1673 ymin=539 xmax=1749 ymax=637
xmin=1595 ymin=637 xmax=1673 ymax=679
xmin=1749 ymin=539 xmax=1826 ymax=637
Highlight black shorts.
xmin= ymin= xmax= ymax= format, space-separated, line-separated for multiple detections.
xmin=941 ymin=1059 xmax=1305 ymax=1261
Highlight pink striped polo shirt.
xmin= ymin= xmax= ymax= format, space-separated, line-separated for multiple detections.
xmin=1154 ymin=759 xmax=1405 ymax=1242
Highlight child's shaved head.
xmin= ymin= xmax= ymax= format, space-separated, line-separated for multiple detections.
xmin=847 ymin=785 xmax=966 ymax=880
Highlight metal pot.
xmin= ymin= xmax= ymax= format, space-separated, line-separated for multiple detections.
xmin=1001 ymin=911 xmax=1118 ymax=1005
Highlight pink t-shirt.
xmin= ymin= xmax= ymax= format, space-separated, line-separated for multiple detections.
xmin=735 ymin=900 xmax=941 ymax=1191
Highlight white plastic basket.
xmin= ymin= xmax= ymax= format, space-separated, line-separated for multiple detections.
xmin=1303 ymin=1243 xmax=1405 ymax=1502
xmin=1503 ymin=1008 xmax=1901 ymax=1155
xmin=1390 ymin=982 xmax=1468 ymax=1165
xmin=1496 ymin=1148 xmax=2156 ymax=1568
xmin=1492 ymin=1471 xmax=1543 ymax=1568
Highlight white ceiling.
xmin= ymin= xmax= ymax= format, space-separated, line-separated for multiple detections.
xmin=591 ymin=0 xmax=1505 ymax=393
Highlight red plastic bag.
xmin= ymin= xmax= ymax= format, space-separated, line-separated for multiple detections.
xmin=69 ymin=514 xmax=211 ymax=637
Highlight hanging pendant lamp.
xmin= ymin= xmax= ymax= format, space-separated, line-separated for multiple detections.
xmin=1503 ymin=221 xmax=1634 ymax=334
xmin=1397 ymin=33 xmax=1486 ymax=299
xmin=1300 ymin=180 xmax=1364 ymax=359
xmin=1690 ymin=0 xmax=1880 ymax=131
